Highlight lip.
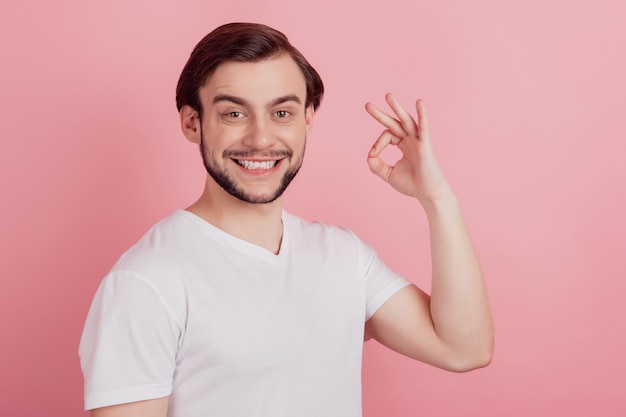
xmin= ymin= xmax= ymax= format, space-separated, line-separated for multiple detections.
xmin=235 ymin=158 xmax=281 ymax=162
xmin=231 ymin=157 xmax=284 ymax=175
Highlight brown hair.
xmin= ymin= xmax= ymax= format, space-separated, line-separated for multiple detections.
xmin=176 ymin=22 xmax=324 ymax=118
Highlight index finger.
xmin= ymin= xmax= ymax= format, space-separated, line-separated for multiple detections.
xmin=385 ymin=93 xmax=418 ymax=137
xmin=365 ymin=102 xmax=406 ymax=138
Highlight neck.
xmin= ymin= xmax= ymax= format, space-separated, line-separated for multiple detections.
xmin=186 ymin=180 xmax=284 ymax=254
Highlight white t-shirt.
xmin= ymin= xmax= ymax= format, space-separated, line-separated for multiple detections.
xmin=79 ymin=210 xmax=411 ymax=416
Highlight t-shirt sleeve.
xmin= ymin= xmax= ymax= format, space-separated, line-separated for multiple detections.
xmin=362 ymin=243 xmax=413 ymax=321
xmin=79 ymin=271 xmax=182 ymax=410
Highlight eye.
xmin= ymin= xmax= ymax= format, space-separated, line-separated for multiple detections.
xmin=226 ymin=111 xmax=244 ymax=118
xmin=275 ymin=110 xmax=290 ymax=118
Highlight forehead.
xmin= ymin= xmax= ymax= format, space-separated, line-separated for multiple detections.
xmin=200 ymin=54 xmax=307 ymax=106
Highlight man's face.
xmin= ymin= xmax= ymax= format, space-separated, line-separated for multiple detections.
xmin=196 ymin=53 xmax=314 ymax=204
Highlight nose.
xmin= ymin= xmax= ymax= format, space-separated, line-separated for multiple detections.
xmin=242 ymin=115 xmax=276 ymax=150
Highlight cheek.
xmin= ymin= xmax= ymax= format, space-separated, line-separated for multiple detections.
xmin=202 ymin=125 xmax=240 ymax=149
xmin=279 ymin=123 xmax=307 ymax=146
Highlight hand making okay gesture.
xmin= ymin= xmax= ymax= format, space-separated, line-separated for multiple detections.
xmin=365 ymin=93 xmax=453 ymax=205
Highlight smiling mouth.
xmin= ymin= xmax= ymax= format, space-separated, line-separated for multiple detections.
xmin=234 ymin=159 xmax=279 ymax=170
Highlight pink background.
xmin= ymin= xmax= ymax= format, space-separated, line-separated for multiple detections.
xmin=1 ymin=0 xmax=625 ymax=416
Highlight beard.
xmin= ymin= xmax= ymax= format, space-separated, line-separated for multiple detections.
xmin=200 ymin=131 xmax=304 ymax=204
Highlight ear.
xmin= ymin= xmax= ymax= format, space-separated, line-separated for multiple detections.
xmin=180 ymin=105 xmax=201 ymax=144
xmin=304 ymin=104 xmax=315 ymax=138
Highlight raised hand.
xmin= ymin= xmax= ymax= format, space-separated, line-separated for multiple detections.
xmin=364 ymin=95 xmax=494 ymax=372
xmin=365 ymin=93 xmax=453 ymax=205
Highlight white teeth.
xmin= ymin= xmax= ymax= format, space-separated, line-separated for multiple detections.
xmin=237 ymin=160 xmax=278 ymax=170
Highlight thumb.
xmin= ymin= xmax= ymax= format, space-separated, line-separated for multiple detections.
xmin=367 ymin=155 xmax=391 ymax=182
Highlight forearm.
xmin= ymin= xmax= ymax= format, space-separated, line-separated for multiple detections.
xmin=422 ymin=190 xmax=494 ymax=370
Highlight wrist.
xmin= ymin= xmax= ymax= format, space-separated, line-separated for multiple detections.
xmin=419 ymin=188 xmax=459 ymax=218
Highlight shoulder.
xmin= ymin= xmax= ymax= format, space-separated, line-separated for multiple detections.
xmin=284 ymin=211 xmax=357 ymax=239
xmin=283 ymin=212 xmax=376 ymax=259
xmin=120 ymin=210 xmax=194 ymax=256
xmin=113 ymin=210 xmax=200 ymax=270
xmin=101 ymin=210 xmax=209 ymax=295
xmin=91 ymin=211 xmax=202 ymax=322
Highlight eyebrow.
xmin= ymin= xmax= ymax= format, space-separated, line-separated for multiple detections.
xmin=269 ymin=94 xmax=302 ymax=107
xmin=212 ymin=94 xmax=247 ymax=106
xmin=212 ymin=94 xmax=302 ymax=107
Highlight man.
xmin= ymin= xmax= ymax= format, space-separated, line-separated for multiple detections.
xmin=79 ymin=22 xmax=493 ymax=417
